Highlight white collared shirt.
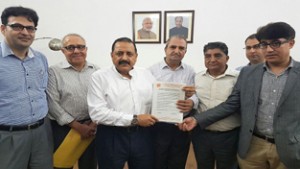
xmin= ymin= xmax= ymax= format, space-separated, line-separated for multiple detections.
xmin=87 ymin=66 xmax=156 ymax=126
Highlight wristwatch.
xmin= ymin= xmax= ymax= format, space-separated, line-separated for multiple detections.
xmin=131 ymin=115 xmax=139 ymax=126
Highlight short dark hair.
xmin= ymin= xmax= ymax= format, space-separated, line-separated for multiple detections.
xmin=245 ymin=33 xmax=257 ymax=43
xmin=165 ymin=35 xmax=187 ymax=50
xmin=1 ymin=6 xmax=39 ymax=27
xmin=256 ymin=22 xmax=295 ymax=41
xmin=111 ymin=37 xmax=137 ymax=53
xmin=203 ymin=42 xmax=228 ymax=55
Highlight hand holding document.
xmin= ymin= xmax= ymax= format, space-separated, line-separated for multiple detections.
xmin=151 ymin=82 xmax=185 ymax=123
xmin=182 ymin=86 xmax=196 ymax=98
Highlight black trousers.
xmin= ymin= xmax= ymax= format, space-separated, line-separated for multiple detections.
xmin=51 ymin=120 xmax=97 ymax=169
xmin=153 ymin=122 xmax=191 ymax=169
xmin=96 ymin=125 xmax=155 ymax=169
xmin=192 ymin=126 xmax=239 ymax=169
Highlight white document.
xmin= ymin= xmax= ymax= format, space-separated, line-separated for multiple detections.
xmin=151 ymin=82 xmax=185 ymax=123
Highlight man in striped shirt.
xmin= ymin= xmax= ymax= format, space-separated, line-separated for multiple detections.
xmin=47 ymin=34 xmax=98 ymax=169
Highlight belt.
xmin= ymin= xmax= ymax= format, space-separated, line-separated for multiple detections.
xmin=122 ymin=126 xmax=140 ymax=132
xmin=205 ymin=127 xmax=240 ymax=133
xmin=100 ymin=125 xmax=140 ymax=133
xmin=0 ymin=118 xmax=44 ymax=131
xmin=253 ymin=132 xmax=275 ymax=144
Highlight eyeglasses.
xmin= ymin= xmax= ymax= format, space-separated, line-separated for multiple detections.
xmin=259 ymin=40 xmax=290 ymax=49
xmin=244 ymin=44 xmax=260 ymax=51
xmin=6 ymin=23 xmax=37 ymax=33
xmin=64 ymin=45 xmax=86 ymax=52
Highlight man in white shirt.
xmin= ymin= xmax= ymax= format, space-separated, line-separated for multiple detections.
xmin=88 ymin=37 xmax=158 ymax=169
xmin=192 ymin=42 xmax=240 ymax=169
xmin=149 ymin=35 xmax=196 ymax=169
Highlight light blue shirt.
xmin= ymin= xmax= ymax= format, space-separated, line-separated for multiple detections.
xmin=0 ymin=40 xmax=48 ymax=125
xmin=149 ymin=59 xmax=198 ymax=114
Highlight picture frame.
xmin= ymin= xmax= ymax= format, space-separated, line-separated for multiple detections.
xmin=132 ymin=11 xmax=162 ymax=43
xmin=164 ymin=10 xmax=195 ymax=43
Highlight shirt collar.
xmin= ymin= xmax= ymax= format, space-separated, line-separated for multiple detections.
xmin=1 ymin=40 xmax=34 ymax=58
xmin=263 ymin=57 xmax=294 ymax=70
xmin=201 ymin=66 xmax=238 ymax=78
xmin=112 ymin=66 xmax=136 ymax=79
xmin=58 ymin=60 xmax=94 ymax=70
xmin=160 ymin=58 xmax=185 ymax=70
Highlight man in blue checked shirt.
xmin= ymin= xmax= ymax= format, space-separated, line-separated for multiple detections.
xmin=0 ymin=6 xmax=52 ymax=169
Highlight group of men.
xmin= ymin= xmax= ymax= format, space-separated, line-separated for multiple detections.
xmin=0 ymin=5 xmax=300 ymax=169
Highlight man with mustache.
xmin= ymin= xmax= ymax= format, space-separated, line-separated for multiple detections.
xmin=149 ymin=35 xmax=197 ymax=169
xmin=0 ymin=6 xmax=52 ymax=169
xmin=87 ymin=37 xmax=158 ymax=169
xmin=192 ymin=42 xmax=240 ymax=169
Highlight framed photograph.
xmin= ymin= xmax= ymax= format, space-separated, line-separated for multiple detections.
xmin=164 ymin=10 xmax=195 ymax=43
xmin=132 ymin=11 xmax=161 ymax=43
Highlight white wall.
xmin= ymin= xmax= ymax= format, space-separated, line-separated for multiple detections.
xmin=1 ymin=0 xmax=300 ymax=72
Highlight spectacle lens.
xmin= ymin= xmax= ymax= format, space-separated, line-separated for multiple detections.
xmin=6 ymin=23 xmax=37 ymax=33
xmin=244 ymin=44 xmax=260 ymax=50
xmin=64 ymin=45 xmax=86 ymax=52
xmin=259 ymin=40 xmax=289 ymax=49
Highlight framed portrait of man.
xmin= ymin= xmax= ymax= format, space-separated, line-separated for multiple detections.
xmin=164 ymin=10 xmax=195 ymax=43
xmin=132 ymin=11 xmax=161 ymax=43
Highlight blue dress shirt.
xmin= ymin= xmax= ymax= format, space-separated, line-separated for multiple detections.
xmin=0 ymin=40 xmax=48 ymax=125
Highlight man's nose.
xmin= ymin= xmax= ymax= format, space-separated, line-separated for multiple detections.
xmin=266 ymin=45 xmax=275 ymax=52
xmin=20 ymin=28 xmax=30 ymax=34
xmin=120 ymin=53 xmax=130 ymax=60
xmin=174 ymin=47 xmax=180 ymax=53
xmin=250 ymin=48 xmax=256 ymax=52
xmin=209 ymin=56 xmax=218 ymax=61
xmin=73 ymin=47 xmax=81 ymax=53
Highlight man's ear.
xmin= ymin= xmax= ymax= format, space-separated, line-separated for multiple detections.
xmin=0 ymin=24 xmax=6 ymax=35
xmin=289 ymin=39 xmax=295 ymax=49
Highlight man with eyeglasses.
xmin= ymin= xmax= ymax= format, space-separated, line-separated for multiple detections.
xmin=181 ymin=22 xmax=300 ymax=169
xmin=0 ymin=6 xmax=52 ymax=169
xmin=47 ymin=33 xmax=98 ymax=169
xmin=236 ymin=33 xmax=265 ymax=71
